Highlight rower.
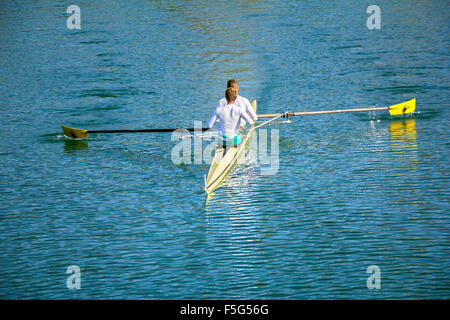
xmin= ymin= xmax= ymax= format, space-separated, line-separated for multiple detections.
xmin=208 ymin=87 xmax=254 ymax=149
xmin=217 ymin=79 xmax=258 ymax=132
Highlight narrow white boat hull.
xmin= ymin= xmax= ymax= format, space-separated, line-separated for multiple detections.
xmin=204 ymin=100 xmax=257 ymax=195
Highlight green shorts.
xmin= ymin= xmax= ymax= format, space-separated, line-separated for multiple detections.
xmin=220 ymin=134 xmax=242 ymax=147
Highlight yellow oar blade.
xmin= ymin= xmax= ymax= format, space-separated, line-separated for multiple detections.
xmin=61 ymin=125 xmax=89 ymax=139
xmin=388 ymin=98 xmax=416 ymax=116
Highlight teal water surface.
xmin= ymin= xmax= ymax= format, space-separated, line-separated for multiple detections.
xmin=0 ymin=0 xmax=449 ymax=299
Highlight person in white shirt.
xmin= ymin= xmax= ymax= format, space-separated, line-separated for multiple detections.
xmin=216 ymin=79 xmax=258 ymax=132
xmin=208 ymin=87 xmax=254 ymax=148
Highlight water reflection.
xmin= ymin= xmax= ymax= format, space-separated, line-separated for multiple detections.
xmin=389 ymin=119 xmax=418 ymax=161
xmin=64 ymin=139 xmax=89 ymax=152
xmin=148 ymin=0 xmax=263 ymax=82
xmin=388 ymin=119 xmax=420 ymax=206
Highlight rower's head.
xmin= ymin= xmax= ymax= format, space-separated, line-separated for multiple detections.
xmin=225 ymin=87 xmax=237 ymax=104
xmin=227 ymin=79 xmax=239 ymax=93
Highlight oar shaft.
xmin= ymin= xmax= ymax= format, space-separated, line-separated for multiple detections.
xmin=88 ymin=128 xmax=210 ymax=133
xmin=258 ymin=106 xmax=388 ymax=118
xmin=293 ymin=107 xmax=388 ymax=116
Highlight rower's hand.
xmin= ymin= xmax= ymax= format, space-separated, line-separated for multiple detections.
xmin=240 ymin=126 xmax=245 ymax=131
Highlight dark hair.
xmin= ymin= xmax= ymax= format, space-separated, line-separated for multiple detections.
xmin=227 ymin=79 xmax=238 ymax=88
xmin=225 ymin=87 xmax=237 ymax=103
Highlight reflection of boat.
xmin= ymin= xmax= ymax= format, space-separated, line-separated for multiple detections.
xmin=204 ymin=100 xmax=257 ymax=195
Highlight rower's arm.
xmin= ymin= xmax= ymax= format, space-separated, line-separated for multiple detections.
xmin=240 ymin=108 xmax=254 ymax=126
xmin=215 ymin=100 xmax=222 ymax=122
xmin=207 ymin=110 xmax=218 ymax=128
xmin=244 ymin=98 xmax=258 ymax=121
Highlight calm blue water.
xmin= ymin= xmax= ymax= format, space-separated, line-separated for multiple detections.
xmin=0 ymin=0 xmax=449 ymax=299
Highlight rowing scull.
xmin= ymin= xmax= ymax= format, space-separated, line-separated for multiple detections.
xmin=60 ymin=98 xmax=416 ymax=197
xmin=203 ymin=100 xmax=258 ymax=195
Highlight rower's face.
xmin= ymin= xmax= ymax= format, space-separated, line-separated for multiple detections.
xmin=233 ymin=84 xmax=239 ymax=93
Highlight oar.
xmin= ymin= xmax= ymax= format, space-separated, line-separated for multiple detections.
xmin=257 ymin=98 xmax=416 ymax=118
xmin=61 ymin=125 xmax=210 ymax=139
xmin=62 ymin=99 xmax=415 ymax=138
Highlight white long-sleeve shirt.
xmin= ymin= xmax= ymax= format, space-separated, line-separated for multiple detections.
xmin=217 ymin=95 xmax=258 ymax=126
xmin=208 ymin=102 xmax=254 ymax=137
